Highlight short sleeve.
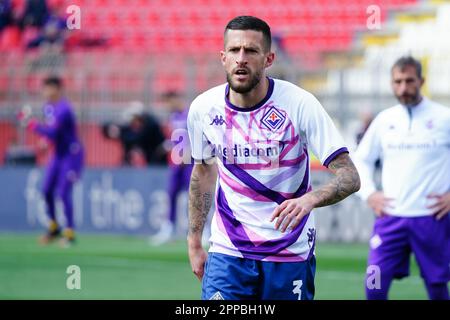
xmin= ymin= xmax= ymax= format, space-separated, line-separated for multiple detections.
xmin=299 ymin=93 xmax=348 ymax=167
xmin=187 ymin=99 xmax=215 ymax=162
xmin=353 ymin=115 xmax=383 ymax=200
xmin=353 ymin=116 xmax=382 ymax=166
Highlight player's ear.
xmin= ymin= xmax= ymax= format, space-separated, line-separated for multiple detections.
xmin=420 ymin=77 xmax=425 ymax=88
xmin=390 ymin=76 xmax=396 ymax=89
xmin=220 ymin=50 xmax=226 ymax=66
xmin=265 ymin=51 xmax=275 ymax=68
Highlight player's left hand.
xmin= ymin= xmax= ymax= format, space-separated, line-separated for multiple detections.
xmin=187 ymin=236 xmax=208 ymax=281
xmin=427 ymin=192 xmax=450 ymax=220
xmin=270 ymin=194 xmax=316 ymax=233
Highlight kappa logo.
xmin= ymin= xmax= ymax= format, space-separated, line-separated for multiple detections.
xmin=261 ymin=107 xmax=285 ymax=131
xmin=209 ymin=292 xmax=224 ymax=300
xmin=209 ymin=115 xmax=226 ymax=126
xmin=307 ymin=228 xmax=316 ymax=249
xmin=370 ymin=234 xmax=382 ymax=249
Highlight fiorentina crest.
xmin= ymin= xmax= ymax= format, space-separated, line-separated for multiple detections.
xmin=261 ymin=107 xmax=286 ymax=131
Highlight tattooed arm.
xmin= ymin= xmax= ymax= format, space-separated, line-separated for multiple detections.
xmin=187 ymin=162 xmax=217 ymax=280
xmin=271 ymin=153 xmax=360 ymax=233
xmin=308 ymin=152 xmax=361 ymax=207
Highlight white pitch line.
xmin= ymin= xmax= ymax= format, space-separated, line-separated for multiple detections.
xmin=317 ymin=270 xmax=424 ymax=284
xmin=58 ymin=255 xmax=189 ymax=269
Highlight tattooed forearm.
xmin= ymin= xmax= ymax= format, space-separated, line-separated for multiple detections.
xmin=188 ymin=164 xmax=217 ymax=237
xmin=308 ymin=153 xmax=360 ymax=208
xmin=188 ymin=175 xmax=212 ymax=234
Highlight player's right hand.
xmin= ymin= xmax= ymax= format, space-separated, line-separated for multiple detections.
xmin=367 ymin=191 xmax=395 ymax=217
xmin=187 ymin=237 xmax=208 ymax=281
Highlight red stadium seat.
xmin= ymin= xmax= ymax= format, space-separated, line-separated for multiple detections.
xmin=0 ymin=26 xmax=21 ymax=51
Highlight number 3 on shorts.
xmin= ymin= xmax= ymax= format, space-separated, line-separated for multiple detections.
xmin=292 ymin=280 xmax=303 ymax=300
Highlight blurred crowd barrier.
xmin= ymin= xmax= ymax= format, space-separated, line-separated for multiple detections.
xmin=0 ymin=167 xmax=375 ymax=243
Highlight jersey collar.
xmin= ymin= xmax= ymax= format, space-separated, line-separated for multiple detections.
xmin=402 ymin=96 xmax=427 ymax=111
xmin=224 ymin=77 xmax=274 ymax=112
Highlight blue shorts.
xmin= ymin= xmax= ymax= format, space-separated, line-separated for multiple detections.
xmin=201 ymin=252 xmax=316 ymax=300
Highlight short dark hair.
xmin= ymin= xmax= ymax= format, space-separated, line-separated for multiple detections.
xmin=224 ymin=16 xmax=271 ymax=52
xmin=162 ymin=90 xmax=181 ymax=99
xmin=43 ymin=76 xmax=63 ymax=88
xmin=392 ymin=56 xmax=423 ymax=79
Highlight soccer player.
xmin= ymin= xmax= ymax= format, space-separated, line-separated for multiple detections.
xmin=26 ymin=76 xmax=84 ymax=247
xmin=186 ymin=16 xmax=360 ymax=300
xmin=354 ymin=56 xmax=450 ymax=300
xmin=150 ymin=91 xmax=193 ymax=245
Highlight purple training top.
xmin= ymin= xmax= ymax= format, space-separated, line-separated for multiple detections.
xmin=35 ymin=98 xmax=82 ymax=158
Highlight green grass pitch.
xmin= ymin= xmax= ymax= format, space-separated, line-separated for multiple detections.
xmin=0 ymin=233 xmax=433 ymax=299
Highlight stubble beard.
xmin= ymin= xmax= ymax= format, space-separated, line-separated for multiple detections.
xmin=226 ymin=70 xmax=263 ymax=94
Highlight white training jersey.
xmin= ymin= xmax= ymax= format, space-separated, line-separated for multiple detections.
xmin=354 ymin=97 xmax=450 ymax=217
xmin=187 ymin=78 xmax=348 ymax=262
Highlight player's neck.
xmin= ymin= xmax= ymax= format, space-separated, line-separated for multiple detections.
xmin=229 ymin=77 xmax=269 ymax=108
xmin=404 ymin=95 xmax=424 ymax=109
xmin=48 ymin=94 xmax=62 ymax=104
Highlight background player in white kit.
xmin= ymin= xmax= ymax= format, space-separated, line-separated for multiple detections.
xmin=354 ymin=56 xmax=450 ymax=300
xmin=186 ymin=16 xmax=361 ymax=300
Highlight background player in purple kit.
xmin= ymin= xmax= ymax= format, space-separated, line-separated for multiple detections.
xmin=354 ymin=56 xmax=450 ymax=300
xmin=25 ymin=76 xmax=84 ymax=247
xmin=150 ymin=91 xmax=193 ymax=245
